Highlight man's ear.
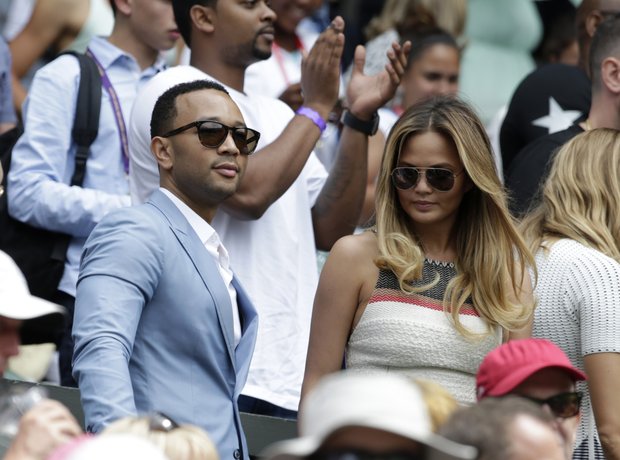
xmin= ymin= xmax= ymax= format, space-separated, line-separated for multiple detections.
xmin=601 ymin=57 xmax=620 ymax=94
xmin=190 ymin=4 xmax=215 ymax=35
xmin=112 ymin=0 xmax=132 ymax=16
xmin=152 ymin=137 xmax=174 ymax=171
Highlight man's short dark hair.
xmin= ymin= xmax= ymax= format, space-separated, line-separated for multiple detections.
xmin=589 ymin=15 xmax=620 ymax=90
xmin=150 ymin=79 xmax=229 ymax=138
xmin=439 ymin=397 xmax=554 ymax=460
xmin=172 ymin=0 xmax=217 ymax=48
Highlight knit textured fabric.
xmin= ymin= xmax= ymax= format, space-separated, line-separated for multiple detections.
xmin=532 ymin=239 xmax=620 ymax=459
xmin=346 ymin=259 xmax=501 ymax=406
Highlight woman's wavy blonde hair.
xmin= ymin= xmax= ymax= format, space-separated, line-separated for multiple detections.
xmin=520 ymin=128 xmax=620 ymax=262
xmin=374 ymin=96 xmax=535 ymax=338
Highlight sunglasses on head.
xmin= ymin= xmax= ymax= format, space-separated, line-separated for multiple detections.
xmin=147 ymin=411 xmax=180 ymax=433
xmin=524 ymin=391 xmax=583 ymax=419
xmin=391 ymin=166 xmax=463 ymax=192
xmin=310 ymin=449 xmax=426 ymax=460
xmin=162 ymin=120 xmax=261 ymax=155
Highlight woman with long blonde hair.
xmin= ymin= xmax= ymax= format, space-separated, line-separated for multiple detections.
xmin=520 ymin=128 xmax=620 ymax=460
xmin=302 ymin=97 xmax=534 ymax=405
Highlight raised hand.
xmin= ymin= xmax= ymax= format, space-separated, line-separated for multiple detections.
xmin=347 ymin=40 xmax=412 ymax=120
xmin=300 ymin=16 xmax=345 ymax=120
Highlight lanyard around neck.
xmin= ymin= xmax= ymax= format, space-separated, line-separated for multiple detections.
xmin=271 ymin=36 xmax=304 ymax=87
xmin=85 ymin=48 xmax=130 ymax=175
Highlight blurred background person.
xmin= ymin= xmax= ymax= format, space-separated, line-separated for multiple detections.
xmin=499 ymin=0 xmax=619 ymax=173
xmin=6 ymin=0 xmax=114 ymax=116
xmin=506 ymin=14 xmax=620 ymax=216
xmin=440 ymin=397 xmax=565 ymax=460
xmin=0 ymin=245 xmax=83 ymax=460
xmin=0 ymin=37 xmax=16 ymax=135
xmin=263 ymin=372 xmax=476 ymax=460
xmin=358 ymin=0 xmax=466 ymax=79
xmin=245 ymin=0 xmax=324 ymax=111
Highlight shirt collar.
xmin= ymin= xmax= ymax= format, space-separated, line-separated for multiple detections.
xmin=88 ymin=36 xmax=167 ymax=74
xmin=159 ymin=188 xmax=218 ymax=248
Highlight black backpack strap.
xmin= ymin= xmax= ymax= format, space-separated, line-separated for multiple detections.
xmin=62 ymin=50 xmax=102 ymax=186
xmin=51 ymin=51 xmax=102 ymax=262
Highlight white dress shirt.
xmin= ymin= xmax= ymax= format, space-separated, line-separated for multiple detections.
xmin=160 ymin=188 xmax=241 ymax=347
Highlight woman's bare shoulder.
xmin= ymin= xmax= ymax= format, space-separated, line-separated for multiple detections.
xmin=330 ymin=231 xmax=380 ymax=261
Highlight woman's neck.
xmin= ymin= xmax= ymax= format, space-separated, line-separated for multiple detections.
xmin=413 ymin=223 xmax=458 ymax=262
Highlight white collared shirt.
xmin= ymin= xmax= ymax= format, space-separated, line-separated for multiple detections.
xmin=160 ymin=188 xmax=241 ymax=347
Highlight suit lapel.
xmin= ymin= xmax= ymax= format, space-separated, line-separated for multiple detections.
xmin=148 ymin=190 xmax=236 ymax=368
xmin=232 ymin=276 xmax=258 ymax=390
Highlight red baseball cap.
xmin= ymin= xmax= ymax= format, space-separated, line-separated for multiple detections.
xmin=476 ymin=338 xmax=587 ymax=400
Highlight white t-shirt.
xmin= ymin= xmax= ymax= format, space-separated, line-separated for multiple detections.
xmin=128 ymin=65 xmax=328 ymax=410
xmin=378 ymin=107 xmax=399 ymax=139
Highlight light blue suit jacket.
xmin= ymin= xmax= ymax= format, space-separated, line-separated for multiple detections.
xmin=73 ymin=190 xmax=258 ymax=460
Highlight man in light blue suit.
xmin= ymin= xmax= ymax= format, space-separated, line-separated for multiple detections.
xmin=72 ymin=79 xmax=261 ymax=460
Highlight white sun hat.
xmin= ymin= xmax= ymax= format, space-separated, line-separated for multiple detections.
xmin=0 ymin=251 xmax=65 ymax=321
xmin=262 ymin=372 xmax=477 ymax=460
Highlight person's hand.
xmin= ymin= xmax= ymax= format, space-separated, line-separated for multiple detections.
xmin=279 ymin=82 xmax=304 ymax=111
xmin=300 ymin=16 xmax=345 ymax=120
xmin=346 ymin=41 xmax=412 ymax=120
xmin=3 ymin=399 xmax=83 ymax=460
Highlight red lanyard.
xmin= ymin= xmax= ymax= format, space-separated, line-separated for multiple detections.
xmin=271 ymin=36 xmax=305 ymax=87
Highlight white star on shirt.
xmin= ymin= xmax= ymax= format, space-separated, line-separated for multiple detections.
xmin=532 ymin=97 xmax=583 ymax=134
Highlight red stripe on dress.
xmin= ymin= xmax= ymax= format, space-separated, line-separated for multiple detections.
xmin=368 ymin=290 xmax=479 ymax=317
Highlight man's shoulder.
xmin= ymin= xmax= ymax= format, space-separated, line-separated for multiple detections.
xmin=32 ymin=53 xmax=82 ymax=85
xmin=96 ymin=199 xmax=165 ymax=233
xmin=512 ymin=63 xmax=590 ymax=101
xmin=513 ymin=124 xmax=583 ymax=167
xmin=543 ymin=240 xmax=620 ymax=283
xmin=505 ymin=125 xmax=583 ymax=215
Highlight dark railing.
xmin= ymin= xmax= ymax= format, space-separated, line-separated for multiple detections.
xmin=0 ymin=379 xmax=297 ymax=457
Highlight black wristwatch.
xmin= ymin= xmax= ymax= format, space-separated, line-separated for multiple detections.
xmin=341 ymin=110 xmax=380 ymax=136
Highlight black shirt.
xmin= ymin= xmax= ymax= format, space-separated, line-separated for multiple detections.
xmin=505 ymin=123 xmax=584 ymax=217
xmin=500 ymin=64 xmax=590 ymax=173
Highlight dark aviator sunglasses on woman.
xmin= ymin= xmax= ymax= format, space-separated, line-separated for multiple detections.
xmin=391 ymin=166 xmax=463 ymax=192
xmin=162 ymin=120 xmax=261 ymax=155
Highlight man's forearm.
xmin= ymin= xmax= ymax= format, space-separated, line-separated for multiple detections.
xmin=312 ymin=126 xmax=368 ymax=250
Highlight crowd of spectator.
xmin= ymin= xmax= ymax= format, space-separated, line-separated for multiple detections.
xmin=0 ymin=1 xmax=619 ymax=460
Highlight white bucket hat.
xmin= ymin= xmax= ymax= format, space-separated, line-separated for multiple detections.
xmin=261 ymin=372 xmax=477 ymax=460
xmin=64 ymin=434 xmax=169 ymax=460
xmin=0 ymin=251 xmax=65 ymax=321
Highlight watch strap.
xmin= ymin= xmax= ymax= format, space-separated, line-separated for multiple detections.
xmin=341 ymin=110 xmax=379 ymax=136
